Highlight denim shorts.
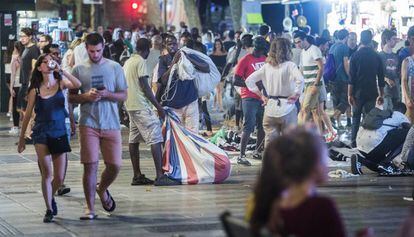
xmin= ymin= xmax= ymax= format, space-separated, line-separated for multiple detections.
xmin=242 ymin=98 xmax=264 ymax=134
xmin=32 ymin=120 xmax=67 ymax=145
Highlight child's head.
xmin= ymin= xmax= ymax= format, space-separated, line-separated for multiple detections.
xmin=250 ymin=127 xmax=328 ymax=233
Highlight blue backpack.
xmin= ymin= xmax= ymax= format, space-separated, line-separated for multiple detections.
xmin=323 ymin=53 xmax=337 ymax=83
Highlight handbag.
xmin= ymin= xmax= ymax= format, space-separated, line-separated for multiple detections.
xmin=47 ymin=135 xmax=71 ymax=155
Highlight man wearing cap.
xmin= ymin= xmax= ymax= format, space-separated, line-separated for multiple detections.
xmin=233 ymin=36 xmax=267 ymax=166
xmin=348 ymin=30 xmax=385 ymax=147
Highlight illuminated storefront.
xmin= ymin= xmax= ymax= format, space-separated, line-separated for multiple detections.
xmin=327 ymin=0 xmax=414 ymax=41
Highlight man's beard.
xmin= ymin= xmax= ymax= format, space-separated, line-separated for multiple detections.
xmin=90 ymin=55 xmax=102 ymax=63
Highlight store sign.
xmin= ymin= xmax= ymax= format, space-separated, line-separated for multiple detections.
xmin=83 ymin=0 xmax=103 ymax=4
xmin=4 ymin=14 xmax=12 ymax=26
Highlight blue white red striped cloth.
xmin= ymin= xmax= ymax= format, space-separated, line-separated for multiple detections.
xmin=162 ymin=108 xmax=231 ymax=184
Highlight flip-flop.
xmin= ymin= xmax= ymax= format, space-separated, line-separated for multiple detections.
xmin=100 ymin=189 xmax=116 ymax=212
xmin=80 ymin=213 xmax=98 ymax=220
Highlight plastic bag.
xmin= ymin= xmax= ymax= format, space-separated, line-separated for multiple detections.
xmin=180 ymin=47 xmax=221 ymax=97
xmin=162 ymin=108 xmax=231 ymax=184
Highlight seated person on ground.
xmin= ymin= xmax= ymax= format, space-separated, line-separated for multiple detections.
xmin=352 ymin=102 xmax=411 ymax=175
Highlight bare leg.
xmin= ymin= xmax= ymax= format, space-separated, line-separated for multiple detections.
xmin=311 ymin=109 xmax=323 ymax=134
xmin=319 ymin=103 xmax=334 ymax=133
xmin=97 ymin=163 xmax=121 ymax=208
xmin=83 ymin=162 xmax=98 ymax=214
xmin=129 ymin=143 xmax=141 ymax=178
xmin=217 ymin=82 xmax=224 ymax=111
xmin=51 ymin=153 xmax=66 ymax=195
xmin=151 ymin=143 xmax=164 ymax=179
xmin=35 ymin=144 xmax=53 ymax=211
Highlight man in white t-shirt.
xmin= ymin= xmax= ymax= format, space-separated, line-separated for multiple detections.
xmin=294 ymin=31 xmax=324 ymax=132
xmin=123 ymin=38 xmax=178 ymax=186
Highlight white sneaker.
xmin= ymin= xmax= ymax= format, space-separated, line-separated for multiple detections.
xmin=9 ymin=117 xmax=13 ymax=122
xmin=8 ymin=127 xmax=19 ymax=135
xmin=6 ymin=112 xmax=11 ymax=117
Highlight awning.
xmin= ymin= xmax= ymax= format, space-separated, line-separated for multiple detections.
xmin=0 ymin=0 xmax=36 ymax=11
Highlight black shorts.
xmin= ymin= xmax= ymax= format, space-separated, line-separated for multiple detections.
xmin=330 ymin=80 xmax=349 ymax=114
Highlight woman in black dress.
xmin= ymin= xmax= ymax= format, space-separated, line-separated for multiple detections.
xmin=209 ymin=39 xmax=227 ymax=112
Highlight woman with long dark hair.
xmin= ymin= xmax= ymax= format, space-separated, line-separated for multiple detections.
xmin=17 ymin=54 xmax=81 ymax=223
xmin=210 ymin=39 xmax=227 ymax=112
xmin=250 ymin=128 xmax=346 ymax=237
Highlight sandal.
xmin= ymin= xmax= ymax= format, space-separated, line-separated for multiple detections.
xmin=99 ymin=189 xmax=116 ymax=212
xmin=80 ymin=213 xmax=98 ymax=220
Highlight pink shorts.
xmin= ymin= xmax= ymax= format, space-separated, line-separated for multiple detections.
xmin=79 ymin=126 xmax=122 ymax=166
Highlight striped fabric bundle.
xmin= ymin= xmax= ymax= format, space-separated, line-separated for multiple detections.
xmin=162 ymin=108 xmax=231 ymax=184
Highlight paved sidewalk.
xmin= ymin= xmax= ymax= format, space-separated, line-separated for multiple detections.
xmin=0 ymin=115 xmax=413 ymax=236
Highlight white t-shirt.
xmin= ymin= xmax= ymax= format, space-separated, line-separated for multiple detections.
xmin=73 ymin=42 xmax=89 ymax=66
xmin=357 ymin=111 xmax=409 ymax=153
xmin=61 ymin=48 xmax=74 ymax=73
xmin=300 ymin=44 xmax=322 ymax=84
xmin=246 ymin=62 xmax=304 ymax=118
xmin=146 ymin=48 xmax=161 ymax=80
xmin=291 ymin=48 xmax=302 ymax=67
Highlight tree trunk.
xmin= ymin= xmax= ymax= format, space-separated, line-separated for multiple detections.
xmin=229 ymin=0 xmax=242 ymax=31
xmin=183 ymin=0 xmax=201 ymax=29
xmin=146 ymin=0 xmax=162 ymax=28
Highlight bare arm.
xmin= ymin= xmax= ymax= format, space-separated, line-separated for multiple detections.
xmin=17 ymin=89 xmax=36 ymax=153
xmin=315 ymin=58 xmax=324 ymax=85
xmin=10 ymin=58 xmax=18 ymax=96
xmin=343 ymin=57 xmax=350 ymax=76
xmin=139 ymin=76 xmax=165 ymax=119
xmin=69 ymin=89 xmax=100 ymax=104
xmin=401 ymin=59 xmax=412 ymax=106
xmin=99 ymin=89 xmax=127 ymax=102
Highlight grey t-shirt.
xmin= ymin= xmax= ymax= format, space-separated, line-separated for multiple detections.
xmin=72 ymin=59 xmax=127 ymax=130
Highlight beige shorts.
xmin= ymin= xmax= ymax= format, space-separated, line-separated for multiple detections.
xmin=302 ymin=84 xmax=320 ymax=111
xmin=128 ymin=109 xmax=163 ymax=145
